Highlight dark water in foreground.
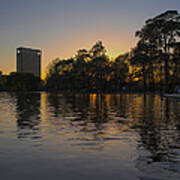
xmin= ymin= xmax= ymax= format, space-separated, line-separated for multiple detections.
xmin=0 ymin=92 xmax=180 ymax=180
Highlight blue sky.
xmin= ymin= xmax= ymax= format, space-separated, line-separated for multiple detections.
xmin=0 ymin=0 xmax=180 ymax=77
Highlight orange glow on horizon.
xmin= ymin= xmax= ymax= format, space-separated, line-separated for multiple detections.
xmin=1 ymin=30 xmax=136 ymax=78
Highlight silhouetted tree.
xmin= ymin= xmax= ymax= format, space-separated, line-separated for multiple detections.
xmin=6 ymin=72 xmax=42 ymax=91
xmin=130 ymin=41 xmax=151 ymax=92
xmin=46 ymin=41 xmax=113 ymax=93
xmin=136 ymin=10 xmax=180 ymax=92
xmin=110 ymin=53 xmax=129 ymax=91
xmin=45 ymin=11 xmax=180 ymax=94
xmin=46 ymin=58 xmax=74 ymax=91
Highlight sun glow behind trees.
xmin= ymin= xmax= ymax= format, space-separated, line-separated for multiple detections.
xmin=45 ymin=10 xmax=180 ymax=93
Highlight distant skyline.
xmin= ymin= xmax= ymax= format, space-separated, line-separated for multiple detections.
xmin=1 ymin=0 xmax=180 ymax=78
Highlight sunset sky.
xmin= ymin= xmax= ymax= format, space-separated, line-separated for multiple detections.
xmin=1 ymin=0 xmax=180 ymax=78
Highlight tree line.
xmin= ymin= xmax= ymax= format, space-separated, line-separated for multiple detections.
xmin=46 ymin=41 xmax=129 ymax=93
xmin=0 ymin=72 xmax=43 ymax=91
xmin=46 ymin=10 xmax=180 ymax=93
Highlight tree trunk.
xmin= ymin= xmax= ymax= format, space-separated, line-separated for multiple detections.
xmin=165 ymin=55 xmax=169 ymax=93
xmin=164 ymin=37 xmax=169 ymax=93
xmin=143 ymin=64 xmax=147 ymax=93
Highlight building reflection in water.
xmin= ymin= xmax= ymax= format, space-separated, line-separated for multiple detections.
xmin=15 ymin=92 xmax=41 ymax=139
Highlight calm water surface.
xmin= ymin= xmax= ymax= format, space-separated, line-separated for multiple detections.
xmin=0 ymin=92 xmax=180 ymax=180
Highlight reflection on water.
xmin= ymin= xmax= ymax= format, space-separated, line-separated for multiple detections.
xmin=44 ymin=94 xmax=136 ymax=151
xmin=16 ymin=93 xmax=41 ymax=139
xmin=0 ymin=92 xmax=180 ymax=180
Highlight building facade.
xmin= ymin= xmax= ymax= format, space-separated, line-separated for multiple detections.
xmin=16 ymin=47 xmax=41 ymax=77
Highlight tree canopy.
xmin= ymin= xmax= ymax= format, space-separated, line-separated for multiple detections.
xmin=45 ymin=10 xmax=180 ymax=93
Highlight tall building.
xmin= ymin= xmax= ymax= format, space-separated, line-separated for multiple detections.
xmin=16 ymin=47 xmax=41 ymax=77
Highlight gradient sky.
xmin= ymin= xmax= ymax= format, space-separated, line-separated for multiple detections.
xmin=0 ymin=0 xmax=180 ymax=77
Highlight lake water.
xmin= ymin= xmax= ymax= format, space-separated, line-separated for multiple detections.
xmin=0 ymin=92 xmax=180 ymax=180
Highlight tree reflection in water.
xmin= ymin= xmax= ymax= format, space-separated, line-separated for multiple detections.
xmin=12 ymin=92 xmax=180 ymax=174
xmin=135 ymin=95 xmax=180 ymax=178
xmin=46 ymin=93 xmax=135 ymax=151
xmin=46 ymin=94 xmax=180 ymax=166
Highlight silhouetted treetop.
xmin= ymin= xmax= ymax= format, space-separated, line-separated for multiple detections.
xmin=89 ymin=41 xmax=106 ymax=58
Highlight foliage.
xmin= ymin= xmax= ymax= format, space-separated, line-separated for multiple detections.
xmin=135 ymin=10 xmax=180 ymax=92
xmin=46 ymin=41 xmax=128 ymax=93
xmin=5 ymin=72 xmax=42 ymax=91
xmin=45 ymin=10 xmax=180 ymax=93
